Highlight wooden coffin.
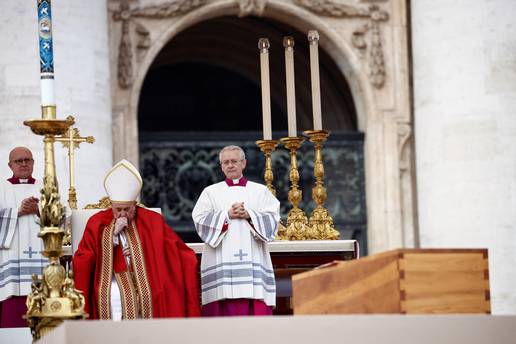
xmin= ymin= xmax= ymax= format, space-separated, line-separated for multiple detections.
xmin=292 ymin=249 xmax=490 ymax=314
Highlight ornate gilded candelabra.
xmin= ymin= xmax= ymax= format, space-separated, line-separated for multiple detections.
xmin=23 ymin=109 xmax=87 ymax=338
xmin=23 ymin=2 xmax=87 ymax=339
xmin=280 ymin=137 xmax=311 ymax=240
xmin=23 ymin=107 xmax=86 ymax=340
xmin=256 ymin=139 xmax=288 ymax=240
xmin=304 ymin=130 xmax=340 ymax=240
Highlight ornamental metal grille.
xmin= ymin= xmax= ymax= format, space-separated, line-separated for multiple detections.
xmin=139 ymin=131 xmax=367 ymax=254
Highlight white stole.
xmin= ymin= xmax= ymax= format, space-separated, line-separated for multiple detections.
xmin=0 ymin=180 xmax=46 ymax=301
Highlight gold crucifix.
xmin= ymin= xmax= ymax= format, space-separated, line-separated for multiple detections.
xmin=54 ymin=115 xmax=95 ymax=209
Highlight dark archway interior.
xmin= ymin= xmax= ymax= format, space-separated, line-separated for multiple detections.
xmin=138 ymin=63 xmax=283 ymax=131
xmin=138 ymin=15 xmax=357 ymax=133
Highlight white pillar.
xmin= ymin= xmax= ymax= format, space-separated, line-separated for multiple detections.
xmin=412 ymin=0 xmax=516 ymax=314
xmin=0 ymin=1 xmax=112 ymax=208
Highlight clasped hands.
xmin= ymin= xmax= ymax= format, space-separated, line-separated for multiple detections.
xmin=18 ymin=196 xmax=39 ymax=217
xmin=228 ymin=202 xmax=250 ymax=220
xmin=114 ymin=216 xmax=128 ymax=236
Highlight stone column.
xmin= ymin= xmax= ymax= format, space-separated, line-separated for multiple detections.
xmin=412 ymin=0 xmax=516 ymax=314
xmin=0 ymin=1 xmax=112 ymax=207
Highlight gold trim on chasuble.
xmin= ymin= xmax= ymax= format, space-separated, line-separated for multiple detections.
xmin=115 ymin=271 xmax=139 ymax=319
xmin=99 ymin=221 xmax=115 ymax=319
xmin=98 ymin=220 xmax=153 ymax=319
xmin=126 ymin=221 xmax=153 ymax=318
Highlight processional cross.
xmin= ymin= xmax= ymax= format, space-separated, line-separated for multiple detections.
xmin=54 ymin=116 xmax=95 ymax=210
xmin=54 ymin=116 xmax=94 ymax=246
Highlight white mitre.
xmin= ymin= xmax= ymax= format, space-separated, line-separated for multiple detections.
xmin=103 ymin=159 xmax=143 ymax=203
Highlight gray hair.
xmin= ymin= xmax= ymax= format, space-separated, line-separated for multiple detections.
xmin=219 ymin=145 xmax=246 ymax=163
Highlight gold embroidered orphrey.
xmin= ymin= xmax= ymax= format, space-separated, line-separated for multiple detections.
xmin=99 ymin=220 xmax=153 ymax=319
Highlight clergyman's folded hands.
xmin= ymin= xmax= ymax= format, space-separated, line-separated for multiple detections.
xmin=228 ymin=202 xmax=250 ymax=220
xmin=18 ymin=196 xmax=39 ymax=217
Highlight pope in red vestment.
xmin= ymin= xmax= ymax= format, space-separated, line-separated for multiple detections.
xmin=72 ymin=159 xmax=200 ymax=320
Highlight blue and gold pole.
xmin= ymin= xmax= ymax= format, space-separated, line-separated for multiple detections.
xmin=38 ymin=0 xmax=56 ymax=119
xmin=24 ymin=1 xmax=86 ymax=340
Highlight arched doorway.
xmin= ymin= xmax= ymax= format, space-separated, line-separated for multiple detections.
xmin=110 ymin=0 xmax=416 ymax=254
xmin=137 ymin=16 xmax=367 ymax=249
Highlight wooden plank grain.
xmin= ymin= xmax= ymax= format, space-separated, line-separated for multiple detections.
xmin=399 ymin=253 xmax=487 ymax=272
xmin=293 ymin=251 xmax=401 ymax=314
xmin=400 ymin=271 xmax=489 ymax=294
xmin=293 ymin=249 xmax=491 ymax=314
xmin=403 ymin=292 xmax=490 ymax=313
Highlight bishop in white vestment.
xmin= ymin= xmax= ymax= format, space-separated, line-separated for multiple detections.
xmin=0 ymin=147 xmax=46 ymax=327
xmin=192 ymin=146 xmax=280 ymax=316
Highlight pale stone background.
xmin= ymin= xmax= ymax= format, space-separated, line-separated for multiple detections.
xmin=412 ymin=0 xmax=516 ymax=314
xmin=0 ymin=0 xmax=515 ymax=314
xmin=0 ymin=0 xmax=112 ymax=208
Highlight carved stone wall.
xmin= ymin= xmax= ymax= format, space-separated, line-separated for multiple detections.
xmin=108 ymin=0 xmax=415 ymax=254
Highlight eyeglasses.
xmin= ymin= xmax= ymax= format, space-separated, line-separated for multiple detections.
xmin=11 ymin=158 xmax=34 ymax=165
xmin=221 ymin=159 xmax=243 ymax=166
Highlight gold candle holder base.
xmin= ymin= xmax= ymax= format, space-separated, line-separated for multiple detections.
xmin=25 ymin=267 xmax=88 ymax=341
xmin=275 ymin=225 xmax=288 ymax=240
xmin=280 ymin=136 xmax=311 ymax=240
xmin=303 ymin=130 xmax=340 ymax=240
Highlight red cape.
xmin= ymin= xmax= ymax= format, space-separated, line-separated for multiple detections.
xmin=72 ymin=207 xmax=200 ymax=319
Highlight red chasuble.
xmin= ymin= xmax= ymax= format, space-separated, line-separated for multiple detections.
xmin=72 ymin=207 xmax=200 ymax=319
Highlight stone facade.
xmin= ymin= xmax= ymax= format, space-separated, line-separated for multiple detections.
xmin=1 ymin=0 xmax=514 ymax=314
xmin=412 ymin=0 xmax=516 ymax=314
xmin=0 ymin=0 xmax=112 ymax=208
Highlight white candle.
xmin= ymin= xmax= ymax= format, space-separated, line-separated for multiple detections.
xmin=308 ymin=30 xmax=322 ymax=130
xmin=40 ymin=79 xmax=55 ymax=106
xmin=258 ymin=38 xmax=272 ymax=140
xmin=283 ymin=36 xmax=297 ymax=137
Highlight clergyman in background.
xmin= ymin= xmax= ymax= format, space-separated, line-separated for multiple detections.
xmin=0 ymin=147 xmax=44 ymax=328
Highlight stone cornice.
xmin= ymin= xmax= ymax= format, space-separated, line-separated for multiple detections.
xmin=294 ymin=0 xmax=389 ymax=88
xmin=111 ymin=0 xmax=389 ymax=89
xmin=112 ymin=0 xmax=207 ymax=89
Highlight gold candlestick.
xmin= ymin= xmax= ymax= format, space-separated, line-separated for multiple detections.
xmin=304 ymin=130 xmax=340 ymax=240
xmin=23 ymin=106 xmax=86 ymax=340
xmin=256 ymin=139 xmax=279 ymax=195
xmin=280 ymin=136 xmax=310 ymax=240
xmin=256 ymin=139 xmax=288 ymax=240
